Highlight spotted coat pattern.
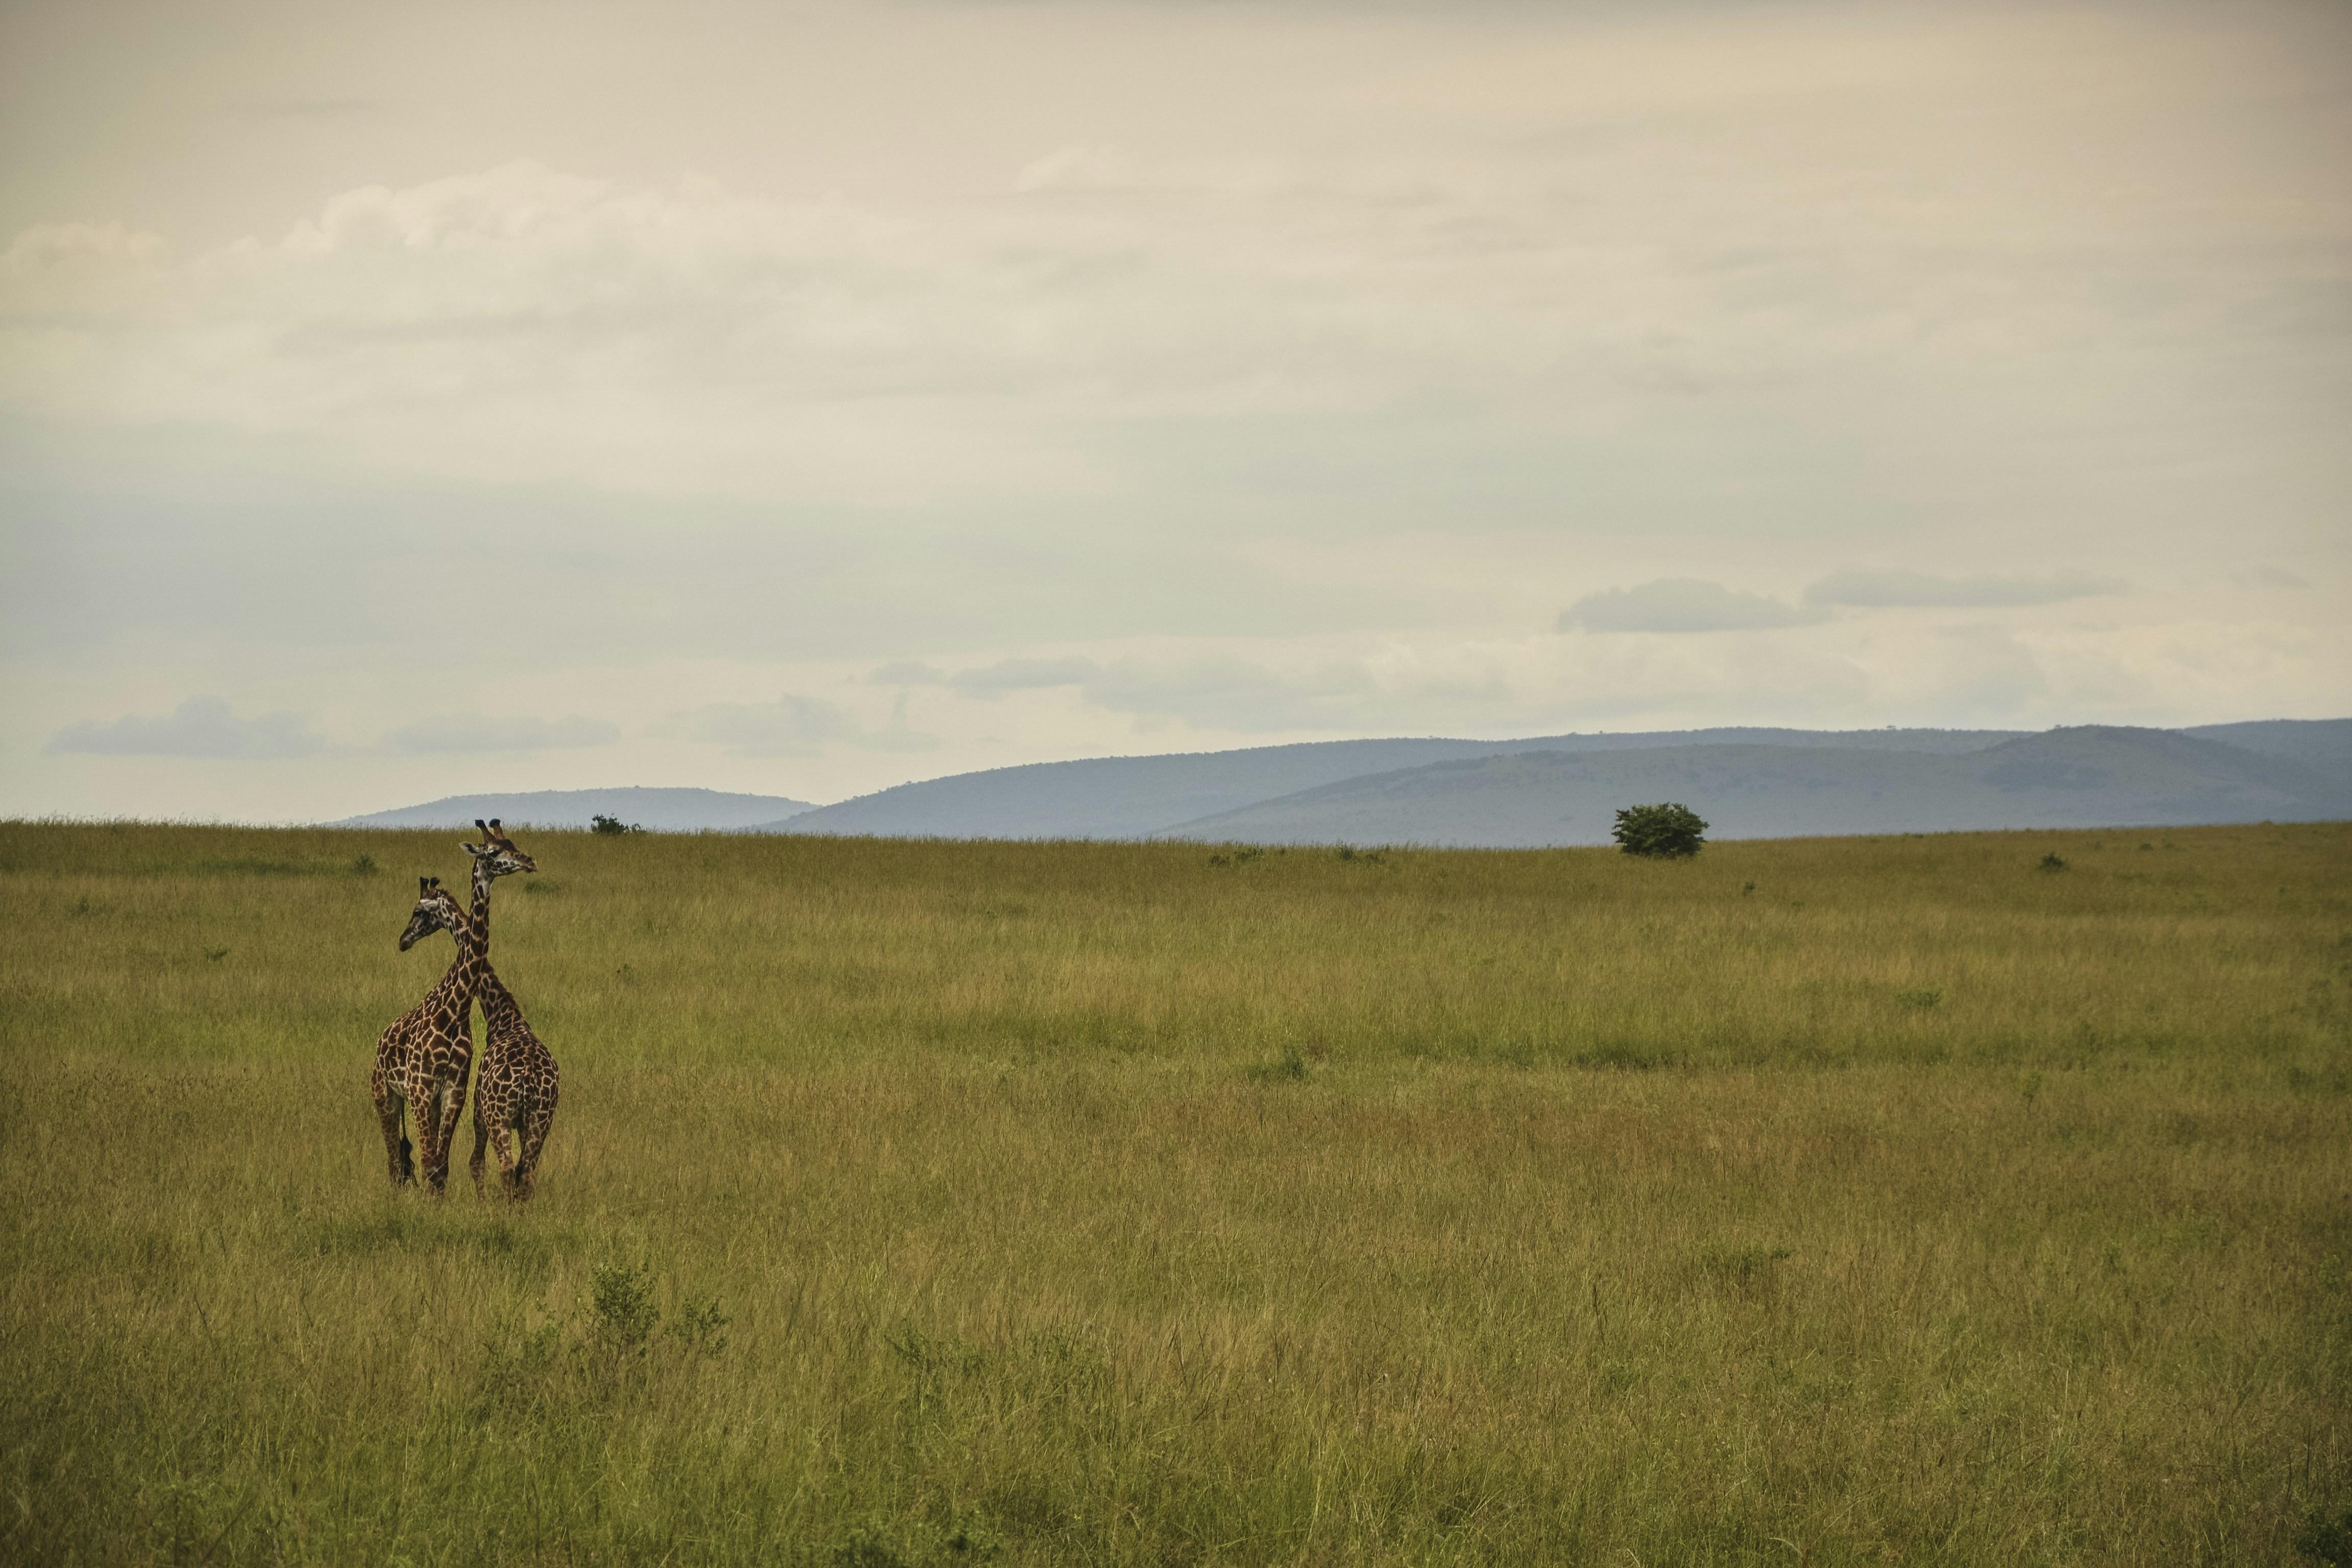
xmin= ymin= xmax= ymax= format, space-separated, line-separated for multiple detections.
xmin=469 ymin=967 xmax=561 ymax=1200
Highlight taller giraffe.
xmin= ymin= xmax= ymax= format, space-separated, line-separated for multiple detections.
xmin=468 ymin=818 xmax=562 ymax=1199
xmin=371 ymin=824 xmax=535 ymax=1190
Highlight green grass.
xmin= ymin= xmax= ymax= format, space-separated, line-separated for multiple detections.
xmin=1 ymin=819 xmax=2347 ymax=1565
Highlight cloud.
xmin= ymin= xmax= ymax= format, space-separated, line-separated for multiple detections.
xmin=1802 ymin=569 xmax=2123 ymax=609
xmin=1558 ymin=579 xmax=1824 ymax=634
xmin=1013 ymin=143 xmax=1137 ymax=193
xmin=2229 ymin=566 xmax=2310 ymax=591
xmin=380 ymin=713 xmax=619 ymax=755
xmin=1077 ymin=657 xmax=1377 ymax=731
xmin=659 ymin=693 xmax=937 ymax=757
xmin=947 ymin=656 xmax=1104 ymax=694
xmin=46 ymin=696 xmax=326 ymax=759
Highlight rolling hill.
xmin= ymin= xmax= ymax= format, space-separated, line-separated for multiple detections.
xmin=757 ymin=726 xmax=2025 ymax=840
xmin=1164 ymin=726 xmax=2352 ymax=847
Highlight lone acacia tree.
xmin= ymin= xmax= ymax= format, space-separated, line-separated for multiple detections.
xmin=1613 ymin=802 xmax=1708 ymax=858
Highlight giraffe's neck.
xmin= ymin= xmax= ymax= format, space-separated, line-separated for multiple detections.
xmin=444 ymin=855 xmax=494 ymax=1009
xmin=468 ymin=853 xmax=495 ymax=963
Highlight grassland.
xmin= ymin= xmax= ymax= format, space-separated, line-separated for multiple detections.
xmin=1 ymin=818 xmax=2347 ymax=1566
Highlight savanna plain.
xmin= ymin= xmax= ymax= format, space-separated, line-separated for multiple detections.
xmin=2 ymin=818 xmax=2348 ymax=1567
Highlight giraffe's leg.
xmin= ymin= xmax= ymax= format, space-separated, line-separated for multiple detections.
xmin=513 ymin=1088 xmax=556 ymax=1201
xmin=489 ymin=1117 xmax=521 ymax=1199
xmin=439 ymin=1076 xmax=473 ymax=1194
xmin=469 ymin=1102 xmax=491 ymax=1198
xmin=417 ymin=1078 xmax=456 ymax=1195
xmin=372 ymin=1074 xmax=412 ymax=1187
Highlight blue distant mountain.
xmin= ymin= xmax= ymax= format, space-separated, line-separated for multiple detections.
xmin=332 ymin=720 xmax=2350 ymax=843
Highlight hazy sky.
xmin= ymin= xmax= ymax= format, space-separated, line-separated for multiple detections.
xmin=3 ymin=0 xmax=2346 ymax=820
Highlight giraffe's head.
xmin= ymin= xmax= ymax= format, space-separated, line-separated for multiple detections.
xmin=398 ymin=876 xmax=465 ymax=951
xmin=462 ymin=818 xmax=537 ymax=879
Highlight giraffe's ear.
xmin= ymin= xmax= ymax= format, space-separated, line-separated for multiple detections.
xmin=461 ymin=841 xmax=484 ymax=858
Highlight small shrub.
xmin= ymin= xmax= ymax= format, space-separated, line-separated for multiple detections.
xmin=474 ymin=1319 xmax=563 ymax=1419
xmin=1698 ymin=1242 xmax=1794 ymax=1289
xmin=1613 ymin=803 xmax=1707 ymax=859
xmin=349 ymin=853 xmax=378 ymax=876
xmin=1250 ymin=1044 xmax=1310 ymax=1082
xmin=1895 ymin=988 xmax=1941 ymax=1010
xmin=834 ymin=1533 xmax=914 ymax=1568
xmin=203 ymin=946 xmax=229 ymax=963
xmin=589 ymin=1262 xmax=659 ymax=1354
xmin=669 ymin=1293 xmax=730 ymax=1357
xmin=2299 ymin=1508 xmax=2352 ymax=1567
xmin=2039 ymin=852 xmax=2069 ymax=872
xmin=1334 ymin=845 xmax=1384 ymax=864
xmin=1576 ymin=1043 xmax=1676 ymax=1071
xmin=590 ymin=814 xmax=643 ymax=836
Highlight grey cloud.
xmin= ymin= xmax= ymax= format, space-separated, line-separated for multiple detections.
xmin=381 ymin=713 xmax=619 ymax=755
xmin=2230 ymin=566 xmax=2310 ymax=591
xmin=659 ymin=693 xmax=937 ymax=757
xmin=949 ymin=656 xmax=1105 ymax=694
xmin=1802 ymin=569 xmax=2123 ymax=609
xmin=1559 ymin=579 xmax=1824 ymax=634
xmin=46 ymin=696 xmax=326 ymax=759
xmin=900 ymin=653 xmax=1379 ymax=731
xmin=871 ymin=661 xmax=948 ymax=685
xmin=1080 ymin=658 xmax=1377 ymax=732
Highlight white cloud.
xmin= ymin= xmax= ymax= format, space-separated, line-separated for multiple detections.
xmin=46 ymin=697 xmax=326 ymax=759
xmin=1558 ymin=579 xmax=1825 ymax=634
xmin=380 ymin=713 xmax=619 ymax=755
xmin=1803 ymin=568 xmax=2122 ymax=609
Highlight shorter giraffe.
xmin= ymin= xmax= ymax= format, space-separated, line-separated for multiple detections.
xmin=470 ymin=966 xmax=561 ymax=1200
xmin=372 ymin=825 xmax=535 ymax=1191
xmin=373 ymin=876 xmax=472 ymax=1189
xmin=464 ymin=820 xmax=561 ymax=1199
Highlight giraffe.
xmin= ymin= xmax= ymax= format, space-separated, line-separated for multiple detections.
xmin=455 ymin=819 xmax=562 ymax=1199
xmin=371 ymin=822 xmax=535 ymax=1190
xmin=469 ymin=963 xmax=561 ymax=1201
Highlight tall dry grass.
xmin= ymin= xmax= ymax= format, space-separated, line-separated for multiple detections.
xmin=1 ymin=819 xmax=2346 ymax=1564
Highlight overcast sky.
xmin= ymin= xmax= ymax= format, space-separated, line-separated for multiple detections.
xmin=2 ymin=0 xmax=2345 ymax=821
